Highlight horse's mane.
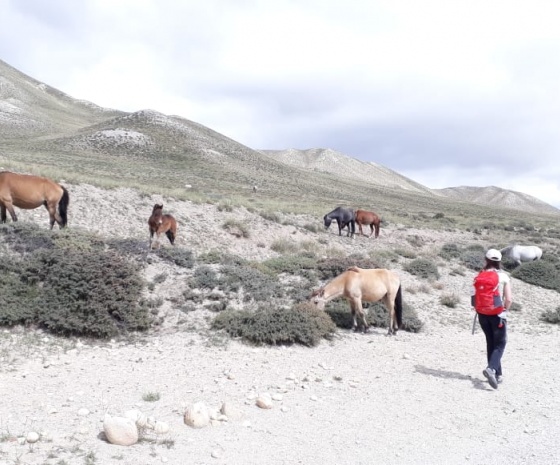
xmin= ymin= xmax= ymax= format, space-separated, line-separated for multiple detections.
xmin=347 ymin=266 xmax=360 ymax=273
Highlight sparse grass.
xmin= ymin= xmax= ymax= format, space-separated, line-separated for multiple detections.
xmin=270 ymin=238 xmax=300 ymax=254
xmin=222 ymin=219 xmax=250 ymax=238
xmin=142 ymin=391 xmax=161 ymax=402
xmin=440 ymin=293 xmax=461 ymax=308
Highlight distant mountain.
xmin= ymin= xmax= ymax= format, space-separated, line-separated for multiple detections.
xmin=261 ymin=148 xmax=437 ymax=196
xmin=436 ymin=186 xmax=560 ymax=216
xmin=1 ymin=58 xmax=558 ymax=217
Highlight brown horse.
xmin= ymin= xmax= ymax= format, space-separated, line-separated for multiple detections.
xmin=148 ymin=204 xmax=177 ymax=249
xmin=310 ymin=266 xmax=402 ymax=334
xmin=355 ymin=209 xmax=381 ymax=238
xmin=0 ymin=171 xmax=69 ymax=229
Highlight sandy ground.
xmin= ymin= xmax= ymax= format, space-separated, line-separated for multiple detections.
xmin=1 ymin=184 xmax=559 ymax=465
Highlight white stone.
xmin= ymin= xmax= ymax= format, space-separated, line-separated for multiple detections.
xmin=26 ymin=432 xmax=40 ymax=443
xmin=103 ymin=414 xmax=139 ymax=446
xmin=256 ymin=394 xmax=273 ymax=409
xmin=184 ymin=402 xmax=210 ymax=428
xmin=77 ymin=408 xmax=90 ymax=416
xmin=153 ymin=421 xmax=170 ymax=435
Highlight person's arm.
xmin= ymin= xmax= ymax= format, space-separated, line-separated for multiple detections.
xmin=503 ymin=281 xmax=513 ymax=310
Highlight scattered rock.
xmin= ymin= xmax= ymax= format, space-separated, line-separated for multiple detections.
xmin=184 ymin=402 xmax=210 ymax=428
xmin=103 ymin=414 xmax=139 ymax=446
xmin=256 ymin=394 xmax=273 ymax=409
xmin=26 ymin=432 xmax=40 ymax=443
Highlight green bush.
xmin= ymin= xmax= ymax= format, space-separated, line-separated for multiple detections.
xmin=211 ymin=303 xmax=336 ymax=346
xmin=218 ymin=265 xmax=284 ymax=301
xmin=541 ymin=306 xmax=560 ymax=324
xmin=460 ymin=250 xmax=484 ymax=271
xmin=0 ymin=259 xmax=40 ymax=326
xmin=324 ymin=299 xmax=423 ymax=333
xmin=316 ymin=258 xmax=381 ymax=280
xmin=261 ymin=255 xmax=317 ymax=277
xmin=191 ymin=265 xmax=219 ymax=290
xmin=33 ymin=248 xmax=149 ymax=337
xmin=512 ymin=260 xmax=560 ymax=292
xmin=156 ymin=247 xmax=195 ymax=268
xmin=0 ymin=225 xmax=150 ymax=338
xmin=404 ymin=258 xmax=440 ymax=280
xmin=439 ymin=243 xmax=461 ymax=260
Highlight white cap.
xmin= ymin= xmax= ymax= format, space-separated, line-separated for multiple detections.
xmin=486 ymin=248 xmax=502 ymax=261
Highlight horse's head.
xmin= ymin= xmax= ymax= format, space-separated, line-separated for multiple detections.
xmin=309 ymin=288 xmax=326 ymax=310
xmin=323 ymin=215 xmax=332 ymax=229
xmin=152 ymin=203 xmax=164 ymax=214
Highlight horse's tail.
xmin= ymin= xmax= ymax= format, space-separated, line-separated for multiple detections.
xmin=165 ymin=216 xmax=177 ymax=245
xmin=165 ymin=229 xmax=175 ymax=245
xmin=58 ymin=186 xmax=69 ymax=227
xmin=394 ymin=285 xmax=403 ymax=328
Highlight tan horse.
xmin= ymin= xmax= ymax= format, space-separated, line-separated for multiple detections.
xmin=0 ymin=171 xmax=69 ymax=229
xmin=148 ymin=204 xmax=178 ymax=249
xmin=355 ymin=209 xmax=381 ymax=238
xmin=310 ymin=266 xmax=402 ymax=334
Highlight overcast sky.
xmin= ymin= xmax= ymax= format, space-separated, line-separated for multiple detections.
xmin=2 ymin=0 xmax=560 ymax=207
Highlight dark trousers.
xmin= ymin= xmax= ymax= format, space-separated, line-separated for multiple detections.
xmin=478 ymin=313 xmax=507 ymax=376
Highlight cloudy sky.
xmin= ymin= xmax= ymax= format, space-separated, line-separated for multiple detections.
xmin=2 ymin=0 xmax=560 ymax=207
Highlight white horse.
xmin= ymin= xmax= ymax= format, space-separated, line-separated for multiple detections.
xmin=500 ymin=245 xmax=543 ymax=266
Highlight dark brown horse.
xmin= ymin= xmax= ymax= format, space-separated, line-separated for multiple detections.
xmin=0 ymin=171 xmax=69 ymax=229
xmin=148 ymin=204 xmax=177 ymax=249
xmin=355 ymin=209 xmax=381 ymax=238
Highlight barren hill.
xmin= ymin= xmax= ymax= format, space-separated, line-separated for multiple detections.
xmin=437 ymin=186 xmax=560 ymax=216
xmin=0 ymin=58 xmax=558 ymax=218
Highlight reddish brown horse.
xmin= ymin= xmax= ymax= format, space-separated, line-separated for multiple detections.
xmin=310 ymin=266 xmax=402 ymax=334
xmin=355 ymin=209 xmax=381 ymax=238
xmin=0 ymin=171 xmax=69 ymax=229
xmin=148 ymin=204 xmax=177 ymax=249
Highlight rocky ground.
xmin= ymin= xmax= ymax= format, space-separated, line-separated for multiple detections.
xmin=1 ymin=184 xmax=559 ymax=465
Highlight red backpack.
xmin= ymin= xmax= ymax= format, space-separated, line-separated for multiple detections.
xmin=472 ymin=270 xmax=504 ymax=315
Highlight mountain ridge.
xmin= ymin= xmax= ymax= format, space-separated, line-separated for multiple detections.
xmin=1 ymin=58 xmax=558 ymax=217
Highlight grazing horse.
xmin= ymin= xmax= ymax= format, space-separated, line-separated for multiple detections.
xmin=355 ymin=209 xmax=381 ymax=238
xmin=0 ymin=171 xmax=69 ymax=229
xmin=148 ymin=204 xmax=177 ymax=249
xmin=323 ymin=207 xmax=355 ymax=237
xmin=500 ymin=245 xmax=543 ymax=266
xmin=310 ymin=266 xmax=403 ymax=334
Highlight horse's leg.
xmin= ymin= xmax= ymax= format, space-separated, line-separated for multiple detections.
xmin=384 ymin=296 xmax=396 ymax=335
xmin=368 ymin=224 xmax=374 ymax=238
xmin=0 ymin=205 xmax=6 ymax=223
xmin=337 ymin=220 xmax=343 ymax=236
xmin=350 ymin=298 xmax=368 ymax=332
xmin=4 ymin=202 xmax=18 ymax=222
xmin=44 ymin=202 xmax=59 ymax=229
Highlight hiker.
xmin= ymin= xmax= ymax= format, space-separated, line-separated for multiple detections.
xmin=472 ymin=248 xmax=513 ymax=389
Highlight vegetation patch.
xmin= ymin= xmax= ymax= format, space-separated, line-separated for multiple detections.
xmin=211 ymin=303 xmax=336 ymax=346
xmin=404 ymin=258 xmax=440 ymax=280
xmin=0 ymin=224 xmax=150 ymax=338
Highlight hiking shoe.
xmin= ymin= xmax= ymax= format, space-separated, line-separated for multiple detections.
xmin=483 ymin=368 xmax=498 ymax=389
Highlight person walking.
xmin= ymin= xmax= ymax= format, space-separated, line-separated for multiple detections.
xmin=472 ymin=248 xmax=513 ymax=389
